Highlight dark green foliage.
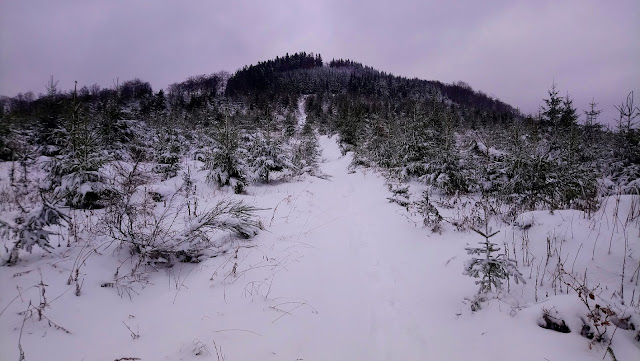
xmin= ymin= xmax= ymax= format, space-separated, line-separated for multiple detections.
xmin=559 ymin=94 xmax=578 ymax=127
xmin=0 ymin=121 xmax=13 ymax=161
xmin=226 ymin=52 xmax=323 ymax=97
xmin=167 ymin=73 xmax=225 ymax=115
xmin=542 ymin=83 xmax=563 ymax=127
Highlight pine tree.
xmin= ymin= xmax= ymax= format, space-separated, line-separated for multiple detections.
xmin=463 ymin=206 xmax=525 ymax=310
xmin=37 ymin=76 xmax=65 ymax=153
xmin=424 ymin=106 xmax=469 ymax=195
xmin=559 ymin=93 xmax=578 ymax=127
xmin=152 ymin=127 xmax=182 ymax=181
xmin=203 ymin=113 xmax=248 ymax=193
xmin=0 ymin=121 xmax=12 ymax=161
xmin=414 ymin=191 xmax=442 ymax=232
xmin=1 ymin=193 xmax=68 ymax=265
xmin=249 ymin=117 xmax=294 ymax=183
xmin=542 ymin=82 xmax=563 ymax=127
xmin=291 ymin=121 xmax=320 ymax=174
xmin=615 ymin=91 xmax=640 ymax=165
xmin=283 ymin=112 xmax=297 ymax=138
xmin=48 ymin=82 xmax=111 ymax=209
xmin=584 ymin=99 xmax=602 ymax=127
xmin=583 ymin=99 xmax=602 ymax=144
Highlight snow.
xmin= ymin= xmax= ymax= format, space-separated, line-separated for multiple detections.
xmin=146 ymin=184 xmax=177 ymax=199
xmin=297 ymin=95 xmax=309 ymax=127
xmin=474 ymin=141 xmax=507 ymax=158
xmin=1 ymin=136 xmax=639 ymax=360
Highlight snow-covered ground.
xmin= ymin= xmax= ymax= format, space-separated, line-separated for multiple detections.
xmin=1 ymin=136 xmax=639 ymax=360
xmin=297 ymin=95 xmax=309 ymax=127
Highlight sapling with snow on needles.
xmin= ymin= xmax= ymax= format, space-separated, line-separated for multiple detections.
xmin=463 ymin=205 xmax=525 ymax=310
xmin=414 ymin=191 xmax=443 ymax=233
xmin=1 ymin=193 xmax=68 ymax=265
xmin=203 ymin=115 xmax=248 ymax=194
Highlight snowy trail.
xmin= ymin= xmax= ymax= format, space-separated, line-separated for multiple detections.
xmin=297 ymin=95 xmax=308 ymax=127
xmin=1 ymin=136 xmax=627 ymax=361
xmin=224 ymin=136 xmax=598 ymax=360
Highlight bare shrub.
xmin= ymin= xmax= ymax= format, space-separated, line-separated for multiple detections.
xmin=99 ymin=161 xmax=263 ymax=275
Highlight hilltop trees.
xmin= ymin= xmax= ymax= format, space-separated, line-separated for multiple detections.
xmin=226 ymin=52 xmax=323 ymax=98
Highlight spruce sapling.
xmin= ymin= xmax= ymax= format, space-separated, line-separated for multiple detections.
xmin=463 ymin=203 xmax=525 ymax=310
xmin=1 ymin=193 xmax=68 ymax=265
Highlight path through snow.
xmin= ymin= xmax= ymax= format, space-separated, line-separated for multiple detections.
xmin=203 ymin=136 xmax=601 ymax=360
xmin=0 ymin=136 xmax=628 ymax=361
xmin=297 ymin=95 xmax=309 ymax=127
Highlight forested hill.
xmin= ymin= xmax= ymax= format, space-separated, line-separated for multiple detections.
xmin=225 ymin=52 xmax=517 ymax=120
xmin=1 ymin=52 xmax=637 ymax=204
xmin=1 ymin=51 xmax=518 ymax=132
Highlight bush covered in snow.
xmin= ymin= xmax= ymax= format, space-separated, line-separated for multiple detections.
xmin=0 ymin=194 xmax=68 ymax=265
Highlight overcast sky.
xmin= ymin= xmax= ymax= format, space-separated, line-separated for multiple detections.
xmin=1 ymin=0 xmax=638 ymax=124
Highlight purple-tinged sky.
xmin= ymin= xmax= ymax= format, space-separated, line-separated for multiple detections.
xmin=1 ymin=0 xmax=638 ymax=125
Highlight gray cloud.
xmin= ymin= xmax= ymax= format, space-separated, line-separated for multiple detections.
xmin=1 ymin=0 xmax=638 ymax=124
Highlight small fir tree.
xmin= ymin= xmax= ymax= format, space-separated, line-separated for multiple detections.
xmin=1 ymin=193 xmax=68 ymax=265
xmin=559 ymin=93 xmax=578 ymax=128
xmin=463 ymin=205 xmax=525 ymax=310
xmin=414 ymin=191 xmax=442 ymax=232
xmin=48 ymin=82 xmax=112 ymax=209
xmin=291 ymin=121 xmax=320 ymax=174
xmin=249 ymin=122 xmax=294 ymax=184
xmin=152 ymin=128 xmax=182 ymax=181
xmin=203 ymin=114 xmax=248 ymax=193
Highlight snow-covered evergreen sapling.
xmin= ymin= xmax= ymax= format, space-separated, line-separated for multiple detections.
xmin=152 ymin=128 xmax=182 ymax=181
xmin=291 ymin=122 xmax=320 ymax=175
xmin=414 ymin=191 xmax=442 ymax=232
xmin=7 ymin=131 xmax=37 ymax=206
xmin=181 ymin=167 xmax=198 ymax=217
xmin=0 ymin=121 xmax=13 ymax=161
xmin=249 ymin=128 xmax=294 ymax=183
xmin=47 ymin=82 xmax=112 ymax=209
xmin=1 ymin=193 xmax=68 ymax=265
xmin=386 ymin=183 xmax=411 ymax=209
xmin=463 ymin=222 xmax=525 ymax=310
xmin=203 ymin=116 xmax=248 ymax=193
xmin=48 ymin=135 xmax=111 ymax=209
